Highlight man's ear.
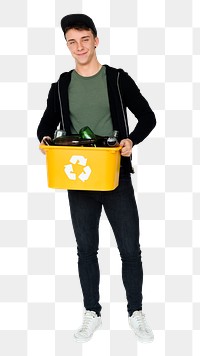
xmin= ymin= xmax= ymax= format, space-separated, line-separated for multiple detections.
xmin=94 ymin=37 xmax=99 ymax=48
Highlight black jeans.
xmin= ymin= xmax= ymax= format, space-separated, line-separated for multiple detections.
xmin=68 ymin=174 xmax=143 ymax=317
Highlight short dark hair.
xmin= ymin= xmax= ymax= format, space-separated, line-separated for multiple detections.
xmin=64 ymin=23 xmax=97 ymax=38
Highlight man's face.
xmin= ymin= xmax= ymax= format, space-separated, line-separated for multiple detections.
xmin=65 ymin=28 xmax=99 ymax=66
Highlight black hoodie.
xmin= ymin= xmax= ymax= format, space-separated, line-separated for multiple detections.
xmin=37 ymin=65 xmax=156 ymax=173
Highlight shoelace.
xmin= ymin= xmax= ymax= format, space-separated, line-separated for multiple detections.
xmin=133 ymin=312 xmax=151 ymax=332
xmin=80 ymin=311 xmax=97 ymax=334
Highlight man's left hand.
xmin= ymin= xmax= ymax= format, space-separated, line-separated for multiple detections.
xmin=120 ymin=138 xmax=133 ymax=157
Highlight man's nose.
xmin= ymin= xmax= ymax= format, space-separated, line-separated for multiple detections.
xmin=77 ymin=41 xmax=84 ymax=51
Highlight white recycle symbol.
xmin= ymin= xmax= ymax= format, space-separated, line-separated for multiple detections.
xmin=64 ymin=155 xmax=92 ymax=182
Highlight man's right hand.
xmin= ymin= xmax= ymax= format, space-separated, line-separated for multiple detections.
xmin=40 ymin=136 xmax=52 ymax=154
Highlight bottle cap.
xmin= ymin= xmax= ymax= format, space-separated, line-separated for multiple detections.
xmin=113 ymin=130 xmax=119 ymax=138
xmin=54 ymin=129 xmax=66 ymax=139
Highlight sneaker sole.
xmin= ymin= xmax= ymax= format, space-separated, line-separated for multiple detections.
xmin=134 ymin=334 xmax=154 ymax=344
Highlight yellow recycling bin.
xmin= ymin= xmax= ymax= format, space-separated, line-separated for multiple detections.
xmin=40 ymin=145 xmax=122 ymax=191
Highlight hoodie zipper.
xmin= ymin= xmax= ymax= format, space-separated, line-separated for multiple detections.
xmin=58 ymin=79 xmax=65 ymax=131
xmin=117 ymin=72 xmax=129 ymax=137
xmin=117 ymin=72 xmax=133 ymax=171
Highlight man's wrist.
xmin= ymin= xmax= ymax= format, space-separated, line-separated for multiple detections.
xmin=127 ymin=138 xmax=133 ymax=147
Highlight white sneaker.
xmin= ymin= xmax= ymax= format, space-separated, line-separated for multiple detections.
xmin=128 ymin=310 xmax=154 ymax=343
xmin=74 ymin=310 xmax=102 ymax=343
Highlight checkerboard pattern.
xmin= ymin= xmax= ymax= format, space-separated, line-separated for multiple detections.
xmin=0 ymin=0 xmax=199 ymax=355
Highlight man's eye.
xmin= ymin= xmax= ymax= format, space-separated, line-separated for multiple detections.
xmin=83 ymin=39 xmax=89 ymax=42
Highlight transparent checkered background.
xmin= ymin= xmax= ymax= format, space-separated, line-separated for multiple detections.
xmin=0 ymin=0 xmax=199 ymax=355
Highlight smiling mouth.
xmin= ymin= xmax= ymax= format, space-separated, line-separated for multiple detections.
xmin=76 ymin=52 xmax=87 ymax=56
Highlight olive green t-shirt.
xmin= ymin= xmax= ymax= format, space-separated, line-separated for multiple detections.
xmin=68 ymin=66 xmax=113 ymax=136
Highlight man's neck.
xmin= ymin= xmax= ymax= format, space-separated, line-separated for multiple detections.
xmin=75 ymin=61 xmax=102 ymax=77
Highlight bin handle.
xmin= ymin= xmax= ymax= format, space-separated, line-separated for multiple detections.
xmin=43 ymin=138 xmax=50 ymax=145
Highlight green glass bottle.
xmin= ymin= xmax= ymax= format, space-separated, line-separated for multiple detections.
xmin=79 ymin=126 xmax=96 ymax=140
xmin=79 ymin=126 xmax=119 ymax=147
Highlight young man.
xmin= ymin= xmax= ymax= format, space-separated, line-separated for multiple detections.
xmin=37 ymin=14 xmax=156 ymax=343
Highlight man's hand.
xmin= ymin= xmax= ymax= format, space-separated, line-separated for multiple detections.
xmin=120 ymin=138 xmax=133 ymax=157
xmin=40 ymin=136 xmax=52 ymax=154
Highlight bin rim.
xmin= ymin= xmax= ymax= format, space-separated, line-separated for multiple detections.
xmin=40 ymin=144 xmax=122 ymax=152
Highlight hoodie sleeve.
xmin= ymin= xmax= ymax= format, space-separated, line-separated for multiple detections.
xmin=120 ymin=70 xmax=156 ymax=145
xmin=37 ymin=83 xmax=61 ymax=142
